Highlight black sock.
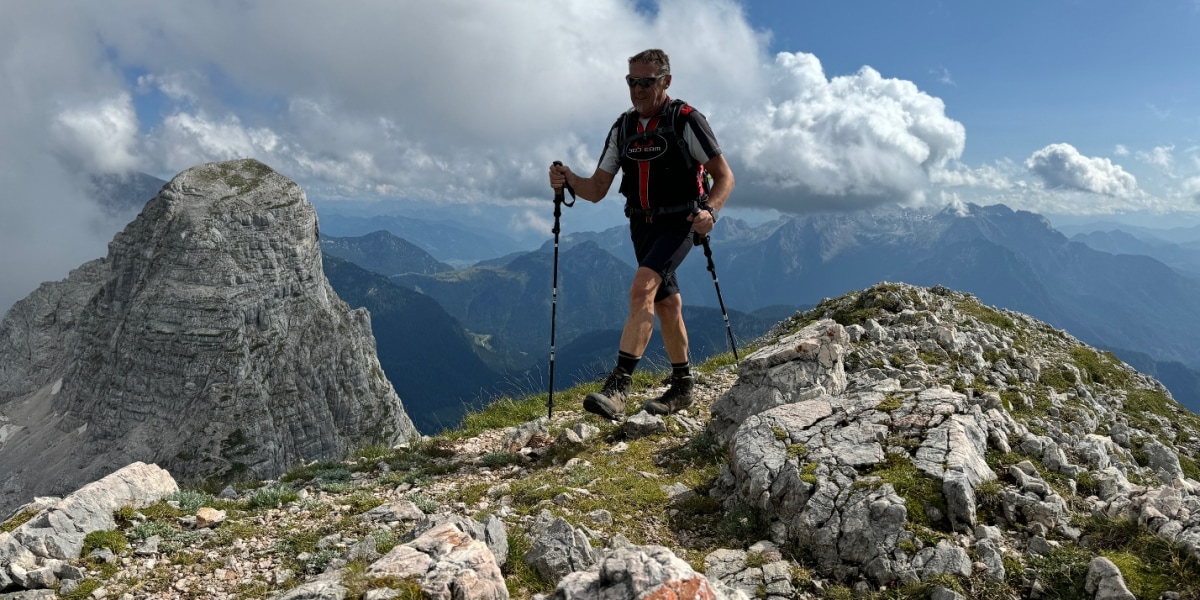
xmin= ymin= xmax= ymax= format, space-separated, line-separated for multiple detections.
xmin=672 ymin=362 xmax=691 ymax=380
xmin=617 ymin=351 xmax=641 ymax=375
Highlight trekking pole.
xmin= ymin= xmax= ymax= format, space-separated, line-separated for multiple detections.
xmin=692 ymin=210 xmax=739 ymax=363
xmin=548 ymin=161 xmax=575 ymax=418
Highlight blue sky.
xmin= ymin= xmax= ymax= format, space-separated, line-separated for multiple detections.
xmin=2 ymin=0 xmax=1200 ymax=313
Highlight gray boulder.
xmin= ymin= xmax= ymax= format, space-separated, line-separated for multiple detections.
xmin=271 ymin=580 xmax=348 ymax=600
xmin=1084 ymin=556 xmax=1136 ymax=600
xmin=553 ymin=544 xmax=745 ymax=600
xmin=525 ymin=512 xmax=597 ymax=582
xmin=942 ymin=471 xmax=976 ymax=533
xmin=710 ymin=319 xmax=848 ymax=442
xmin=1 ymin=462 xmax=176 ymax=590
xmin=369 ymin=519 xmax=507 ymax=599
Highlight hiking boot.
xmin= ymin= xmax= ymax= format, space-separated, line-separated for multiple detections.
xmin=583 ymin=369 xmax=632 ymax=421
xmin=643 ymin=374 xmax=694 ymax=415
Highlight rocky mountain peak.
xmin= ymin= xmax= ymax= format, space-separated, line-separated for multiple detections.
xmin=0 ymin=159 xmax=418 ymax=517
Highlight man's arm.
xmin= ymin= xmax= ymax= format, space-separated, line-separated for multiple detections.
xmin=551 ymin=165 xmax=615 ymax=203
xmin=703 ymin=154 xmax=734 ymax=213
xmin=688 ymin=154 xmax=734 ymax=235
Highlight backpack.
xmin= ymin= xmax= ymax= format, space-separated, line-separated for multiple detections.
xmin=616 ymin=99 xmax=713 ymax=200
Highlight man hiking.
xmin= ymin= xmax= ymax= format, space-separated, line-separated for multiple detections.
xmin=548 ymin=48 xmax=735 ymax=419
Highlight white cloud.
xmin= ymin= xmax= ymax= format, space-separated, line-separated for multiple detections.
xmin=1184 ymin=176 xmax=1200 ymax=203
xmin=1136 ymin=145 xmax=1175 ymax=171
xmin=50 ymin=93 xmax=142 ymax=174
xmin=930 ymin=161 xmax=1013 ymax=190
xmin=1114 ymin=144 xmax=1130 ymax=156
xmin=931 ymin=66 xmax=955 ymax=86
xmin=151 ymin=111 xmax=279 ymax=172
xmin=723 ymin=53 xmax=966 ymax=211
xmin=1024 ymin=143 xmax=1139 ymax=197
xmin=136 ymin=72 xmax=202 ymax=104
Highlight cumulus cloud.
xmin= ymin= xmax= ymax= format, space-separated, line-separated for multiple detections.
xmin=722 ymin=53 xmax=966 ymax=211
xmin=50 ymin=93 xmax=142 ymax=174
xmin=1024 ymin=143 xmax=1139 ymax=197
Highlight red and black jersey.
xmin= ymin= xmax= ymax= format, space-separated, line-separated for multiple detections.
xmin=597 ymin=97 xmax=722 ymax=214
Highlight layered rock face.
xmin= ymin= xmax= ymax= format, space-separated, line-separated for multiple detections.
xmin=0 ymin=159 xmax=418 ymax=515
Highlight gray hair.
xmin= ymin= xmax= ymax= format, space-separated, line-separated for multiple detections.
xmin=628 ymin=49 xmax=670 ymax=75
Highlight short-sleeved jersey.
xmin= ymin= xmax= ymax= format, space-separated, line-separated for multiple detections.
xmin=596 ymin=97 xmax=721 ymax=212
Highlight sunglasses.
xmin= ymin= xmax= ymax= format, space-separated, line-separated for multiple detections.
xmin=626 ymin=74 xmax=665 ymax=88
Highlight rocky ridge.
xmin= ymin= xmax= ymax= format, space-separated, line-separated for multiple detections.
xmin=0 ymin=159 xmax=419 ymax=517
xmin=3 ymin=282 xmax=1200 ymax=599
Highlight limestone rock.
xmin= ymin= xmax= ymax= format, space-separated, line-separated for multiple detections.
xmin=553 ymin=544 xmax=743 ymax=600
xmin=710 ymin=319 xmax=848 ymax=442
xmin=370 ymin=518 xmax=507 ymax=600
xmin=1 ymin=462 xmax=176 ymax=590
xmin=6 ymin=462 xmax=175 ymax=562
xmin=525 ymin=512 xmax=597 ymax=582
xmin=1084 ymin=556 xmax=1136 ymax=600
xmin=0 ymin=159 xmax=419 ymax=516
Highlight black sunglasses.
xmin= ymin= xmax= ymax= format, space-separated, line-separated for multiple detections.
xmin=626 ymin=74 xmax=664 ymax=88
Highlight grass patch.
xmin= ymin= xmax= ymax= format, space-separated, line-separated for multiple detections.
xmin=862 ymin=452 xmax=946 ymax=529
xmin=244 ymin=485 xmax=299 ymax=510
xmin=714 ymin=501 xmax=769 ymax=545
xmin=165 ymin=490 xmax=215 ymax=513
xmin=0 ymin=509 xmax=37 ymax=533
xmin=480 ymin=452 xmax=522 ymax=468
xmin=341 ymin=560 xmax=423 ymax=599
xmin=343 ymin=491 xmax=385 ymax=515
xmin=875 ymin=395 xmax=903 ymax=412
xmin=954 ymin=299 xmax=1016 ymax=331
xmin=1024 ymin=544 xmax=1094 ymax=600
xmin=456 ymin=394 xmax=556 ymax=438
xmin=59 ymin=579 xmax=103 ymax=600
xmin=82 ymin=529 xmax=129 ymax=555
xmin=281 ymin=461 xmax=352 ymax=484
xmin=1038 ymin=366 xmax=1076 ymax=393
xmin=1124 ymin=389 xmax=1177 ymax=436
xmin=504 ymin=529 xmax=554 ymax=597
xmin=457 ymin=482 xmax=491 ymax=506
xmin=1068 ymin=347 xmax=1132 ymax=388
xmin=1081 ymin=515 xmax=1200 ymax=598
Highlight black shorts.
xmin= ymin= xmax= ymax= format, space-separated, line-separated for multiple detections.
xmin=630 ymin=214 xmax=694 ymax=303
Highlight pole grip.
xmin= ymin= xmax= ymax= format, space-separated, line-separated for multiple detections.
xmin=552 ymin=161 xmax=565 ymax=205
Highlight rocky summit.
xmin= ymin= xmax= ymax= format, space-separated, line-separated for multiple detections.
xmin=0 ymin=159 xmax=419 ymax=518
xmin=4 ymin=282 xmax=1200 ymax=599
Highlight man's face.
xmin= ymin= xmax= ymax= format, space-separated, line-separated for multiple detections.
xmin=627 ymin=61 xmax=670 ymax=118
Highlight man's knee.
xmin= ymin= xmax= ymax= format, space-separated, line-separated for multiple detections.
xmin=655 ymin=293 xmax=682 ymax=315
xmin=629 ymin=268 xmax=662 ymax=306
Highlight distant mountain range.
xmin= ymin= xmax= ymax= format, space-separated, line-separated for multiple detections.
xmin=1069 ymin=229 xmax=1200 ymax=278
xmin=628 ymin=204 xmax=1200 ymax=376
xmin=321 ymin=255 xmax=506 ymax=433
xmin=321 ymin=231 xmax=453 ymax=277
xmin=317 ymin=212 xmax=535 ymax=266
xmin=87 ymin=172 xmax=167 ymax=217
